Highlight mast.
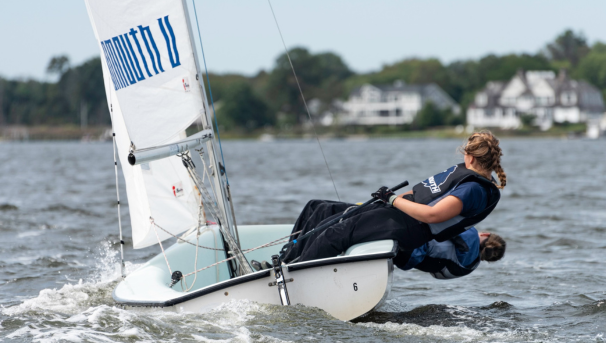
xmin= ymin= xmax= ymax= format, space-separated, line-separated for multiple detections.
xmin=181 ymin=0 xmax=252 ymax=275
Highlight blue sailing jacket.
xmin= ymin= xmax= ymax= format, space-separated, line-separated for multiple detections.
xmin=411 ymin=163 xmax=500 ymax=242
xmin=400 ymin=227 xmax=481 ymax=279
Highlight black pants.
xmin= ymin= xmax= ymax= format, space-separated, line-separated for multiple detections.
xmin=283 ymin=199 xmax=432 ymax=263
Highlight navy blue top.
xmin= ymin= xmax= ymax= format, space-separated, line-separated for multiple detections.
xmin=401 ymin=227 xmax=480 ymax=270
xmin=450 ymin=182 xmax=488 ymax=217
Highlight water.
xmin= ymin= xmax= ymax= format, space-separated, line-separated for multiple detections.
xmin=1 ymin=138 xmax=605 ymax=342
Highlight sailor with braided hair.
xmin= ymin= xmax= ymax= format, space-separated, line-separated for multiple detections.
xmin=283 ymin=130 xmax=507 ymax=264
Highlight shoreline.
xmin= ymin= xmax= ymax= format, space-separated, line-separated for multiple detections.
xmin=0 ymin=124 xmax=592 ymax=142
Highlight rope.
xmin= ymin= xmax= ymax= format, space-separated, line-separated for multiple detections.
xmin=191 ymin=0 xmax=230 ymax=186
xmin=111 ymin=129 xmax=125 ymax=279
xmin=181 ymin=153 xmax=253 ymax=275
xmin=105 ymin=50 xmax=126 ymax=280
xmin=152 ymin=218 xmax=173 ymax=276
xmin=181 ymin=154 xmax=223 ymax=226
xmin=183 ymin=227 xmax=200 ymax=292
xmin=266 ymin=0 xmax=341 ymax=201
xmin=155 ymin=222 xmax=225 ymax=251
xmin=339 ymin=205 xmax=357 ymax=223
xmin=191 ymin=1 xmax=244 ymax=265
xmin=151 ymin=217 xmax=303 ymax=280
xmin=153 ymin=220 xmax=301 ymax=255
xmin=181 ymin=230 xmax=301 ymax=278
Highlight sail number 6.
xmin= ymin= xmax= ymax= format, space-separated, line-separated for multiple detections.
xmin=353 ymin=283 xmax=358 ymax=291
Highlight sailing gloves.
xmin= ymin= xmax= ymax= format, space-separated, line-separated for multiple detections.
xmin=371 ymin=186 xmax=399 ymax=206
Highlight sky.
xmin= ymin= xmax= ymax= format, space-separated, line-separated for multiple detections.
xmin=1 ymin=0 xmax=605 ymax=80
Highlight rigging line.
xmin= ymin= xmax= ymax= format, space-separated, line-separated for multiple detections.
xmin=266 ymin=0 xmax=341 ymax=201
xmin=154 ymin=219 xmax=301 ymax=253
xmin=105 ymin=53 xmax=126 ymax=280
xmin=151 ymin=218 xmax=173 ymax=276
xmin=191 ymin=0 xmax=229 ymax=186
xmin=183 ymin=227 xmax=200 ymax=292
xmin=180 ymin=229 xmax=303 ymax=279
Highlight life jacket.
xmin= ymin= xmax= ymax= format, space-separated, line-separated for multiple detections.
xmin=414 ymin=234 xmax=481 ymax=279
xmin=410 ymin=163 xmax=500 ymax=242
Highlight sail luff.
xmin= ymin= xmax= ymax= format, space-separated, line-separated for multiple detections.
xmin=181 ymin=0 xmax=252 ymax=275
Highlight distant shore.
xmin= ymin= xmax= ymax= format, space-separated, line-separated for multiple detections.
xmin=0 ymin=124 xmax=590 ymax=142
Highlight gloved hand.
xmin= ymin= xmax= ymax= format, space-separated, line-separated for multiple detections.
xmin=371 ymin=186 xmax=396 ymax=205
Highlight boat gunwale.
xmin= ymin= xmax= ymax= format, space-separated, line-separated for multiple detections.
xmin=113 ymin=241 xmax=398 ymax=307
xmin=286 ymin=241 xmax=398 ymax=272
xmin=113 ymin=269 xmax=272 ymax=307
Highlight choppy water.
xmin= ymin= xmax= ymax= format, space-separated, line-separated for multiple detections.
xmin=1 ymin=138 xmax=605 ymax=342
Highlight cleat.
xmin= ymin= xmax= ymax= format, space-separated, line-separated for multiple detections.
xmin=251 ymin=260 xmax=263 ymax=271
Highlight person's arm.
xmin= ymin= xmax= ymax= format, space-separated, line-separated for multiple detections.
xmin=392 ymin=195 xmax=463 ymax=224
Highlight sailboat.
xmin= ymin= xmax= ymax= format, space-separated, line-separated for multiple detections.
xmin=85 ymin=0 xmax=398 ymax=321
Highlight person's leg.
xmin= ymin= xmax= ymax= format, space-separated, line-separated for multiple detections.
xmin=289 ymin=200 xmax=353 ymax=242
xmin=298 ymin=206 xmax=432 ymax=262
xmin=283 ymin=200 xmax=354 ymax=263
xmin=283 ymin=201 xmax=387 ymax=263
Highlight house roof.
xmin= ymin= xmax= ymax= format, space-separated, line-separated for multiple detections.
xmin=469 ymin=69 xmax=605 ymax=112
xmin=350 ymin=82 xmax=439 ymax=97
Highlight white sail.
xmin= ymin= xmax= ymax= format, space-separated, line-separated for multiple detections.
xmin=86 ymin=0 xmax=204 ymax=248
xmin=86 ymin=0 xmax=203 ymax=149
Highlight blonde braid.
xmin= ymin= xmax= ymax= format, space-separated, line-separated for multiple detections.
xmin=462 ymin=130 xmax=506 ymax=189
xmin=494 ymin=162 xmax=507 ymax=189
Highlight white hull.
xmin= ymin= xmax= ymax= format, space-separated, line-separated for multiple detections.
xmin=114 ymin=225 xmax=396 ymax=321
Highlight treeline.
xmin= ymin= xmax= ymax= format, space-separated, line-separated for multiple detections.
xmin=1 ymin=30 xmax=605 ymax=130
xmin=0 ymin=57 xmax=109 ymax=126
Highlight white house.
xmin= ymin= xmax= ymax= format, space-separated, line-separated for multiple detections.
xmin=340 ymin=80 xmax=460 ymax=125
xmin=467 ymin=70 xmax=605 ymax=130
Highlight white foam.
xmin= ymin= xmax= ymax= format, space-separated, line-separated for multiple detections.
xmin=201 ymin=299 xmax=263 ymax=329
xmin=358 ymin=321 xmax=521 ymax=342
xmin=17 ymin=230 xmax=45 ymax=238
xmin=192 ymin=327 xmax=294 ymax=343
xmin=375 ymin=298 xmax=411 ymax=313
xmin=2 ymin=241 xmax=141 ymax=317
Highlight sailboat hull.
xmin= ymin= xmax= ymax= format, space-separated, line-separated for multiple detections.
xmin=114 ymin=225 xmax=396 ymax=321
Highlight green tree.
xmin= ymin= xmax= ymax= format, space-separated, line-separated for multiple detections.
xmin=46 ymin=55 xmax=70 ymax=76
xmin=543 ymin=29 xmax=590 ymax=68
xmin=202 ymin=73 xmax=251 ymax=103
xmin=2 ymin=56 xmax=108 ymax=126
xmin=265 ymin=47 xmax=352 ymax=123
xmin=218 ymin=82 xmax=273 ymax=130
xmin=446 ymin=54 xmax=552 ymax=112
xmin=575 ymin=42 xmax=606 ymax=95
xmin=344 ymin=58 xmax=452 ymax=99
xmin=520 ymin=113 xmax=536 ymax=127
xmin=414 ymin=102 xmax=449 ymax=129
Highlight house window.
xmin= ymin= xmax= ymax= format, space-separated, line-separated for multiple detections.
xmin=561 ymin=92 xmax=577 ymax=105
xmin=379 ymin=110 xmax=390 ymax=117
xmin=476 ymin=93 xmax=488 ymax=106
xmin=395 ymin=108 xmax=402 ymax=116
